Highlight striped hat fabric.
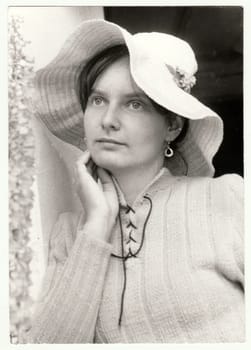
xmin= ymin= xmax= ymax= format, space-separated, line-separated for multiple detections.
xmin=33 ymin=19 xmax=223 ymax=177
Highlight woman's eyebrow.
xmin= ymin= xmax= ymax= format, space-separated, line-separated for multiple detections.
xmin=89 ymin=88 xmax=107 ymax=96
xmin=123 ymin=92 xmax=149 ymax=100
xmin=90 ymin=88 xmax=148 ymax=101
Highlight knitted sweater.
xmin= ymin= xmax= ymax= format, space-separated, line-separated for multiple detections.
xmin=23 ymin=168 xmax=245 ymax=343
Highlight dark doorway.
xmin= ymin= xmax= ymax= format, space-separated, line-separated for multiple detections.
xmin=104 ymin=6 xmax=243 ymax=177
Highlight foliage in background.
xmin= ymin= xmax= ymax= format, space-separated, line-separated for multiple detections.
xmin=8 ymin=15 xmax=35 ymax=344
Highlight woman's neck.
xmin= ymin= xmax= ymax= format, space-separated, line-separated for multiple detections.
xmin=111 ymin=159 xmax=164 ymax=205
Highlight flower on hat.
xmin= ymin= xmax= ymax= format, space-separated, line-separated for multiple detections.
xmin=174 ymin=67 xmax=196 ymax=93
xmin=165 ymin=64 xmax=196 ymax=93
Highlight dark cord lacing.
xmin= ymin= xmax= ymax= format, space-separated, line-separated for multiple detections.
xmin=111 ymin=195 xmax=153 ymax=326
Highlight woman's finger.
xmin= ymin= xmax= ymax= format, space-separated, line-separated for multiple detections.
xmin=77 ymin=151 xmax=100 ymax=181
xmin=97 ymin=167 xmax=115 ymax=192
xmin=86 ymin=158 xmax=97 ymax=177
xmin=77 ymin=150 xmax=91 ymax=167
xmin=97 ymin=167 xmax=111 ymax=183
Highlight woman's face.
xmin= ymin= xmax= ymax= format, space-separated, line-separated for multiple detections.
xmin=83 ymin=56 xmax=171 ymax=174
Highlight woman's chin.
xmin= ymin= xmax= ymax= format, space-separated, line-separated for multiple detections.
xmin=91 ymin=154 xmax=127 ymax=173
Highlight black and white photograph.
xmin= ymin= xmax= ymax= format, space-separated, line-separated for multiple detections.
xmin=5 ymin=2 xmax=249 ymax=346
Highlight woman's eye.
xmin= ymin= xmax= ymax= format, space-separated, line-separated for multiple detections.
xmin=128 ymin=101 xmax=143 ymax=110
xmin=91 ymin=96 xmax=104 ymax=106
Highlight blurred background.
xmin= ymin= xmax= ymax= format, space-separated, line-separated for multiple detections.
xmin=105 ymin=6 xmax=243 ymax=177
xmin=8 ymin=6 xmax=243 ymax=343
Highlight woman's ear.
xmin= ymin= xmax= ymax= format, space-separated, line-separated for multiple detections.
xmin=165 ymin=115 xmax=185 ymax=142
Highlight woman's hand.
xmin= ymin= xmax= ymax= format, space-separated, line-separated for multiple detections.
xmin=74 ymin=151 xmax=119 ymax=240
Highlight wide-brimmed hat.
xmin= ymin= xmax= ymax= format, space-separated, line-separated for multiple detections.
xmin=33 ymin=19 xmax=223 ymax=177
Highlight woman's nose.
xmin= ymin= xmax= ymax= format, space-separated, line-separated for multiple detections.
xmin=101 ymin=104 xmax=120 ymax=131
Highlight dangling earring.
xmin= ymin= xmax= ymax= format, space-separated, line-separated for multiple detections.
xmin=83 ymin=136 xmax=87 ymax=143
xmin=164 ymin=141 xmax=174 ymax=158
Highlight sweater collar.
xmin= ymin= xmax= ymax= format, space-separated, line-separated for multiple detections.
xmin=112 ymin=167 xmax=176 ymax=208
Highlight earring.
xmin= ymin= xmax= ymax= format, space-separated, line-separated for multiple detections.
xmin=83 ymin=136 xmax=87 ymax=143
xmin=164 ymin=141 xmax=174 ymax=158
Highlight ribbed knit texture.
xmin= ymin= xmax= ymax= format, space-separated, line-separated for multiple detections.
xmin=23 ymin=169 xmax=244 ymax=343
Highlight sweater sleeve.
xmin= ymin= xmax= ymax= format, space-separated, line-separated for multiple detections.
xmin=22 ymin=211 xmax=113 ymax=343
xmin=210 ymin=174 xmax=244 ymax=288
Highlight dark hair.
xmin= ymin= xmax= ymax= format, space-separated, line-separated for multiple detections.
xmin=78 ymin=44 xmax=188 ymax=145
xmin=78 ymin=45 xmax=129 ymax=112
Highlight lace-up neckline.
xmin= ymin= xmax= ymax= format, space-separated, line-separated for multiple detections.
xmin=110 ymin=167 xmax=172 ymax=326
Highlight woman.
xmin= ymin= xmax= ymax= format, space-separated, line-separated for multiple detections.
xmin=23 ymin=19 xmax=244 ymax=343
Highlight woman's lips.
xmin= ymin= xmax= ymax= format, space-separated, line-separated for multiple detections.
xmin=96 ymin=138 xmax=126 ymax=145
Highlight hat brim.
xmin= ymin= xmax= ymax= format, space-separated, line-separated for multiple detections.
xmin=34 ymin=19 xmax=223 ymax=177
